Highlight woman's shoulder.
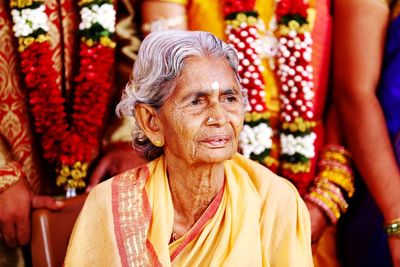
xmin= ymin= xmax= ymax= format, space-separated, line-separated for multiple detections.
xmin=230 ymin=153 xmax=301 ymax=200
xmin=95 ymin=163 xmax=150 ymax=187
xmin=88 ymin=164 xmax=150 ymax=200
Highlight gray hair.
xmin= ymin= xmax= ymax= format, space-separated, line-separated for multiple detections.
xmin=116 ymin=30 xmax=240 ymax=160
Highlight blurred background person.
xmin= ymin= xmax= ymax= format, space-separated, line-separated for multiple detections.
xmin=0 ymin=0 xmax=145 ymax=265
xmin=333 ymin=0 xmax=400 ymax=266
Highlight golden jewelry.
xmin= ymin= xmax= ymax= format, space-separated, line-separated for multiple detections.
xmin=153 ymin=139 xmax=162 ymax=147
xmin=384 ymin=218 xmax=400 ymax=236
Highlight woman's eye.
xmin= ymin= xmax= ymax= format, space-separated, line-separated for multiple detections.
xmin=224 ymin=95 xmax=239 ymax=103
xmin=191 ymin=98 xmax=202 ymax=105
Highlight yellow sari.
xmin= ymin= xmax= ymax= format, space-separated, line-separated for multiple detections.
xmin=65 ymin=153 xmax=312 ymax=266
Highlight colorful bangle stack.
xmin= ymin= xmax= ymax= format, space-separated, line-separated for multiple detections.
xmin=384 ymin=218 xmax=400 ymax=237
xmin=305 ymin=144 xmax=354 ymax=224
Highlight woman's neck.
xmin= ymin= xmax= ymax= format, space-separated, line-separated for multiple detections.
xmin=166 ymin=158 xmax=225 ymax=238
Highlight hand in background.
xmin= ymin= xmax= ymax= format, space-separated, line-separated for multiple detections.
xmin=305 ymin=200 xmax=329 ymax=245
xmin=86 ymin=143 xmax=148 ymax=192
xmin=0 ymin=179 xmax=64 ymax=247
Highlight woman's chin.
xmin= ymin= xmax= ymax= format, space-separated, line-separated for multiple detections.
xmin=197 ymin=148 xmax=236 ymax=163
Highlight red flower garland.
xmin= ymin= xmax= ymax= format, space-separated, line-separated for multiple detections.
xmin=12 ymin=1 xmax=116 ymax=190
xmin=276 ymin=0 xmax=308 ymax=21
xmin=222 ymin=0 xmax=255 ymax=16
xmin=20 ymin=40 xmax=115 ymax=189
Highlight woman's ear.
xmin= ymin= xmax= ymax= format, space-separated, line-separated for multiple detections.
xmin=135 ymin=103 xmax=164 ymax=146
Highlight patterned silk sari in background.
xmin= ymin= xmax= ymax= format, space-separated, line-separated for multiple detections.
xmin=64 ymin=154 xmax=312 ymax=266
xmin=0 ymin=0 xmax=141 ymax=194
xmin=0 ymin=0 xmax=140 ymax=264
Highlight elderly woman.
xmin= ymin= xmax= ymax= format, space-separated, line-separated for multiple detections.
xmin=64 ymin=30 xmax=312 ymax=266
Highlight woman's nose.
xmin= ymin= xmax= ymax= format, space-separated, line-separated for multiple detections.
xmin=205 ymin=102 xmax=227 ymax=126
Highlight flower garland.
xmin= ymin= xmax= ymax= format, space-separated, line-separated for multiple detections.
xmin=224 ymin=2 xmax=276 ymax=169
xmin=223 ymin=0 xmax=317 ymax=189
xmin=10 ymin=0 xmax=116 ymax=195
xmin=274 ymin=0 xmax=317 ymax=182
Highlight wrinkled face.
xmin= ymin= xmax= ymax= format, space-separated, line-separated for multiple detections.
xmin=158 ymin=56 xmax=245 ymax=165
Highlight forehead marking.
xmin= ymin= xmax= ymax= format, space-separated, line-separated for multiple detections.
xmin=211 ymin=81 xmax=219 ymax=93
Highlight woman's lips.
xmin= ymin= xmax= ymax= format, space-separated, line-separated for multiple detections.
xmin=201 ymin=135 xmax=231 ymax=147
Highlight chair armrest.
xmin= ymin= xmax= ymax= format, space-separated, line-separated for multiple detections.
xmin=31 ymin=193 xmax=88 ymax=267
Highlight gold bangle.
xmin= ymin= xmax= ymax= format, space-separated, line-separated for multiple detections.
xmin=384 ymin=219 xmax=400 ymax=236
xmin=313 ymin=187 xmax=348 ymax=213
xmin=321 ymin=151 xmax=351 ymax=165
xmin=319 ymin=171 xmax=355 ymax=197
xmin=307 ymin=191 xmax=341 ymax=224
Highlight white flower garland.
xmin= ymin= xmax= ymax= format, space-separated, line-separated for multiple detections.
xmin=254 ymin=16 xmax=279 ymax=63
xmin=275 ymin=24 xmax=316 ymax=165
xmin=240 ymin=123 xmax=273 ymax=158
xmin=225 ymin=3 xmax=316 ymax=170
xmin=280 ymin=132 xmax=316 ymax=158
xmin=276 ymin=31 xmax=314 ymax=122
xmin=11 ymin=4 xmax=48 ymax=37
xmin=79 ymin=3 xmax=116 ymax=33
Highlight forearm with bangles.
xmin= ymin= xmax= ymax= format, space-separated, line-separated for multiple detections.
xmin=304 ymin=144 xmax=354 ymax=224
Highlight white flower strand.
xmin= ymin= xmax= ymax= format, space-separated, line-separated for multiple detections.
xmin=11 ymin=4 xmax=49 ymax=37
xmin=280 ymin=132 xmax=316 ymax=158
xmin=240 ymin=123 xmax=273 ymax=158
xmin=79 ymin=3 xmax=116 ymax=33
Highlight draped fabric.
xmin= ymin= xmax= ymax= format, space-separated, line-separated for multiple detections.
xmin=0 ymin=0 xmax=42 ymax=193
xmin=0 ymin=0 xmax=141 ymax=193
xmin=378 ymin=13 xmax=400 ymax=164
xmin=0 ymin=0 xmax=140 ymax=265
xmin=65 ymin=153 xmax=313 ymax=266
xmin=396 ymin=133 xmax=400 ymax=164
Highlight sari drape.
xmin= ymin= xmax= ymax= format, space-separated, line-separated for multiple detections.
xmin=64 ymin=153 xmax=312 ymax=266
xmin=378 ymin=11 xmax=400 ymax=164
